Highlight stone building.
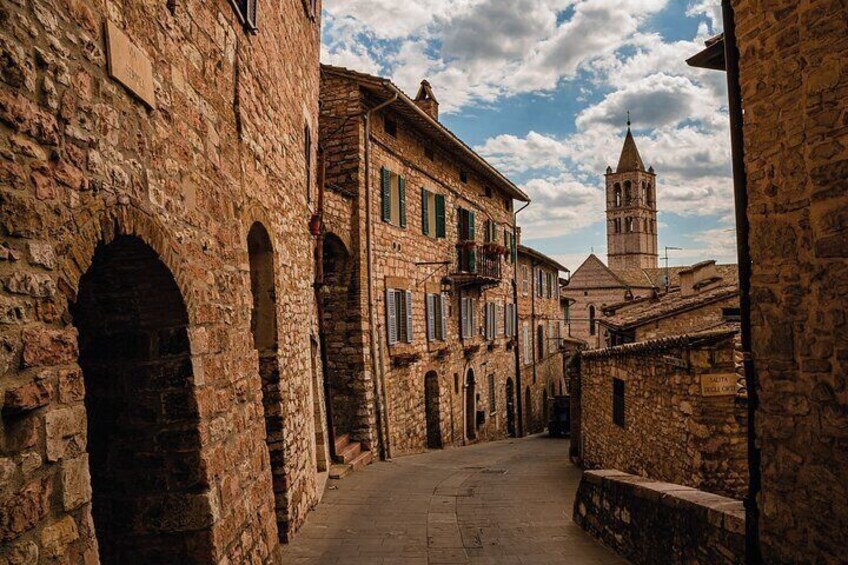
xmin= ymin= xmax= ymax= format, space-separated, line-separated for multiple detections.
xmin=605 ymin=120 xmax=658 ymax=271
xmin=577 ymin=327 xmax=748 ymax=500
xmin=0 ymin=1 xmax=326 ymax=563
xmin=600 ymin=261 xmax=739 ymax=346
xmin=318 ymin=65 xmax=529 ymax=461
xmin=517 ymin=245 xmax=567 ymax=433
xmin=689 ymin=2 xmax=848 ymax=561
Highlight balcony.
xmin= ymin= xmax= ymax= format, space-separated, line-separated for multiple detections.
xmin=451 ymin=242 xmax=504 ymax=288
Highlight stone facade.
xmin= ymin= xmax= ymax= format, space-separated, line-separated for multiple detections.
xmin=573 ymin=470 xmax=745 ymax=565
xmin=579 ymin=330 xmax=748 ymax=499
xmin=732 ymin=1 xmax=848 ymax=561
xmin=517 ymin=246 xmax=566 ymax=433
xmin=319 ymin=65 xmax=529 ymax=459
xmin=0 ymin=1 xmax=325 ymax=563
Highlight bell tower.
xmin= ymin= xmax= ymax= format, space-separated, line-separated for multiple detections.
xmin=606 ymin=117 xmax=658 ymax=270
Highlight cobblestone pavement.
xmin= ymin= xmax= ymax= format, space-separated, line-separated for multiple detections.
xmin=279 ymin=435 xmax=626 ymax=564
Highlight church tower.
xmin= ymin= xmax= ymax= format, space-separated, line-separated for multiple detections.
xmin=605 ymin=118 xmax=658 ymax=270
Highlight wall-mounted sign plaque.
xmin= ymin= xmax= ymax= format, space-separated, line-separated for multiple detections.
xmin=700 ymin=373 xmax=736 ymax=397
xmin=105 ymin=20 xmax=156 ymax=108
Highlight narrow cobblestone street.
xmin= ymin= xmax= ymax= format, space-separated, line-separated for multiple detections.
xmin=279 ymin=435 xmax=625 ymax=564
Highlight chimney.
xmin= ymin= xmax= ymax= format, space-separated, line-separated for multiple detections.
xmin=414 ymin=80 xmax=439 ymax=121
xmin=679 ymin=260 xmax=719 ymax=296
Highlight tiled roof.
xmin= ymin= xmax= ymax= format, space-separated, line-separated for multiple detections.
xmin=600 ymin=281 xmax=739 ymax=331
xmin=518 ymin=245 xmax=568 ymax=272
xmin=581 ymin=324 xmax=740 ymax=359
xmin=321 ymin=64 xmax=529 ymax=202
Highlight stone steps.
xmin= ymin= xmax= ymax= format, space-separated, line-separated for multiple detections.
xmin=329 ymin=432 xmax=373 ymax=479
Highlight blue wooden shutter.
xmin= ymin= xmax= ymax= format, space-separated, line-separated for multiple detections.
xmin=435 ymin=194 xmax=446 ymax=238
xmin=421 ymin=188 xmax=429 ymax=236
xmin=386 ymin=289 xmax=397 ymax=345
xmin=381 ymin=168 xmax=391 ymax=223
xmin=399 ymin=176 xmax=406 ymax=228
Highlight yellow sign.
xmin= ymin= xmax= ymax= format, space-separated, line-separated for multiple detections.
xmin=700 ymin=373 xmax=736 ymax=397
xmin=105 ymin=21 xmax=156 ymax=108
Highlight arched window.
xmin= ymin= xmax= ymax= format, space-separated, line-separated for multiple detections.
xmin=641 ymin=181 xmax=647 ymax=203
xmin=614 ymin=183 xmax=622 ymax=207
xmin=624 ymin=181 xmax=632 ymax=205
xmin=589 ymin=305 xmax=596 ymax=336
xmin=646 ymin=183 xmax=654 ymax=206
xmin=537 ymin=324 xmax=545 ymax=359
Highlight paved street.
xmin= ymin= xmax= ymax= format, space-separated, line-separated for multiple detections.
xmin=279 ymin=435 xmax=626 ymax=564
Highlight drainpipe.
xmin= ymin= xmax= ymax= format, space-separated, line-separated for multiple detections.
xmin=512 ymin=201 xmax=530 ymax=437
xmin=313 ymin=143 xmax=337 ymax=464
xmin=722 ymin=2 xmax=760 ymax=563
xmin=363 ymin=88 xmax=399 ymax=461
xmin=530 ymin=259 xmax=539 ymax=401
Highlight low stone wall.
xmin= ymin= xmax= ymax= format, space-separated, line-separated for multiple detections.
xmin=573 ymin=470 xmax=745 ymax=565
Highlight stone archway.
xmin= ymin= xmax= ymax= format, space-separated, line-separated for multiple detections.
xmin=424 ymin=371 xmax=442 ymax=449
xmin=247 ymin=222 xmax=287 ymax=541
xmin=70 ymin=235 xmax=214 ymax=564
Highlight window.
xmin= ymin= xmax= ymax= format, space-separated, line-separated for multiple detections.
xmin=488 ymin=374 xmax=496 ymax=413
xmin=421 ymin=189 xmax=446 ymax=238
xmin=457 ymin=207 xmax=476 ymax=241
xmin=613 ymin=378 xmax=625 ymax=427
xmin=230 ymin=0 xmax=258 ymax=32
xmin=624 ymin=181 xmax=632 ymax=205
xmin=484 ymin=302 xmax=499 ymax=340
xmin=426 ymin=293 xmax=448 ymax=341
xmin=424 ymin=146 xmax=434 ymax=161
xmin=385 ymin=117 xmax=397 ymax=137
xmin=386 ymin=289 xmax=413 ymax=345
xmin=454 ymin=373 xmax=459 ymax=394
xmin=537 ymin=325 xmax=545 ymax=359
xmin=460 ymin=297 xmax=478 ymax=340
xmin=521 ymin=265 xmax=529 ymax=295
xmin=614 ymin=183 xmax=622 ymax=207
xmin=305 ymin=124 xmax=312 ymax=203
xmin=537 ymin=268 xmax=543 ymax=298
xmin=545 ymin=272 xmax=553 ymax=299
xmin=505 ymin=230 xmax=516 ymax=263
xmin=460 ymin=170 xmax=469 ymax=183
xmin=381 ymin=167 xmax=406 ymax=227
xmin=523 ymin=322 xmax=530 ymax=365
xmin=483 ymin=219 xmax=497 ymax=243
xmin=504 ymin=303 xmax=517 ymax=337
xmin=485 ymin=187 xmax=493 ymax=198
xmin=589 ymin=305 xmax=596 ymax=336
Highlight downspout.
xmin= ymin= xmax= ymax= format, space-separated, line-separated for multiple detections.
xmin=513 ymin=200 xmax=530 ymax=437
xmin=722 ymin=2 xmax=761 ymax=562
xmin=363 ymin=89 xmax=399 ymax=461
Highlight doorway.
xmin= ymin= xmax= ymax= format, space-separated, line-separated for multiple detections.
xmin=424 ymin=371 xmax=442 ymax=449
xmin=465 ymin=368 xmax=476 ymax=440
xmin=506 ymin=378 xmax=516 ymax=437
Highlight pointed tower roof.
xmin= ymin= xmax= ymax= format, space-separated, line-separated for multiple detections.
xmin=615 ymin=117 xmax=646 ymax=173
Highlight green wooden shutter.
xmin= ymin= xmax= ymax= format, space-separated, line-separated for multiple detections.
xmin=398 ymin=176 xmax=406 ymax=228
xmin=435 ymin=194 xmax=446 ymax=238
xmin=421 ymin=188 xmax=429 ymax=236
xmin=381 ymin=168 xmax=391 ymax=223
xmin=468 ymin=211 xmax=475 ymax=240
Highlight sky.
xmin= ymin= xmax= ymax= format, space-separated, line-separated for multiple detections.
xmin=320 ymin=0 xmax=736 ymax=272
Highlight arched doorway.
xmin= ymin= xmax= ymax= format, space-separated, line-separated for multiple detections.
xmin=525 ymin=386 xmax=532 ymax=433
xmin=71 ymin=235 xmax=214 ymax=563
xmin=424 ymin=371 xmax=442 ymax=449
xmin=247 ymin=222 xmax=286 ymax=539
xmin=465 ymin=369 xmax=476 ymax=441
xmin=321 ymin=234 xmax=358 ymax=441
xmin=506 ymin=378 xmax=516 ymax=437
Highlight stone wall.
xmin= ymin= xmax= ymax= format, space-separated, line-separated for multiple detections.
xmin=732 ymin=0 xmax=848 ymax=561
xmin=573 ymin=469 xmax=745 ymax=564
xmin=320 ymin=70 xmax=523 ymax=458
xmin=580 ymin=332 xmax=748 ymax=499
xmin=0 ymin=1 xmax=323 ymax=562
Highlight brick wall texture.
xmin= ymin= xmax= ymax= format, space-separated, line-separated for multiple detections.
xmin=580 ymin=334 xmax=748 ymax=499
xmin=0 ymin=1 xmax=325 ymax=563
xmin=733 ymin=0 xmax=848 ymax=561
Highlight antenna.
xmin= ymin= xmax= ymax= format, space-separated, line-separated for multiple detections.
xmin=663 ymin=246 xmax=683 ymax=292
